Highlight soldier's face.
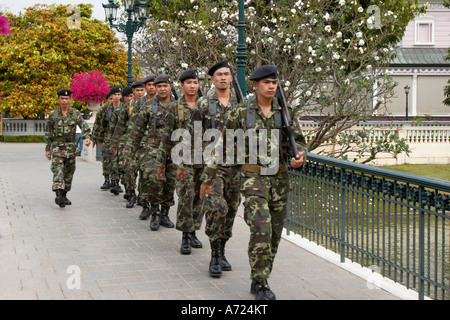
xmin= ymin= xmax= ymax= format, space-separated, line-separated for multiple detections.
xmin=108 ymin=96 xmax=114 ymax=103
xmin=211 ymin=68 xmax=232 ymax=90
xmin=253 ymin=79 xmax=277 ymax=99
xmin=58 ymin=96 xmax=71 ymax=108
xmin=112 ymin=93 xmax=122 ymax=103
xmin=145 ymin=82 xmax=156 ymax=96
xmin=156 ymin=83 xmax=172 ymax=100
xmin=133 ymin=88 xmax=145 ymax=99
xmin=181 ymin=79 xmax=199 ymax=97
xmin=124 ymin=94 xmax=134 ymax=103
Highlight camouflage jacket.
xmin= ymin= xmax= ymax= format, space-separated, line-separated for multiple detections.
xmin=45 ymin=107 xmax=91 ymax=153
xmin=201 ymin=96 xmax=307 ymax=184
xmin=110 ymin=97 xmax=146 ymax=148
xmin=123 ymin=95 xmax=173 ymax=161
xmin=193 ymin=91 xmax=239 ymax=167
xmin=91 ymin=103 xmax=119 ymax=144
xmin=156 ymin=95 xmax=199 ymax=168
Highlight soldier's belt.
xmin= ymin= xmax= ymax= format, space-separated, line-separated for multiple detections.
xmin=147 ymin=138 xmax=161 ymax=146
xmin=242 ymin=163 xmax=287 ymax=175
xmin=52 ymin=137 xmax=75 ymax=143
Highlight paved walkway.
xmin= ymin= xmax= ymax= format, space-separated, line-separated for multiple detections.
xmin=0 ymin=143 xmax=401 ymax=300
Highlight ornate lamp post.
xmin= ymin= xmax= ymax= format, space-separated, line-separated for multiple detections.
xmin=236 ymin=0 xmax=247 ymax=96
xmin=404 ymin=85 xmax=410 ymax=121
xmin=103 ymin=0 xmax=149 ymax=86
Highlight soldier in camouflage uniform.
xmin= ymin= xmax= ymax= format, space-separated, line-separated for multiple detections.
xmin=195 ymin=61 xmax=241 ymax=278
xmin=92 ymin=90 xmax=113 ymax=190
xmin=124 ymin=74 xmax=175 ymax=231
xmin=45 ymin=89 xmax=91 ymax=207
xmin=109 ymin=86 xmax=133 ymax=194
xmin=202 ymin=65 xmax=306 ymax=300
xmin=92 ymin=86 xmax=123 ymax=195
xmin=110 ymin=81 xmax=145 ymax=209
xmin=156 ymin=69 xmax=203 ymax=254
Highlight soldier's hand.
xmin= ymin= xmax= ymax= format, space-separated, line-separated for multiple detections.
xmin=45 ymin=151 xmax=51 ymax=161
xmin=200 ymin=182 xmax=213 ymax=199
xmin=84 ymin=138 xmax=91 ymax=147
xmin=111 ymin=146 xmax=117 ymax=155
xmin=157 ymin=167 xmax=166 ymax=180
xmin=177 ymin=168 xmax=186 ymax=181
xmin=291 ymin=152 xmax=304 ymax=168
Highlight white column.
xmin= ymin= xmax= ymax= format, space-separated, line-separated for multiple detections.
xmin=412 ymin=70 xmax=418 ymax=117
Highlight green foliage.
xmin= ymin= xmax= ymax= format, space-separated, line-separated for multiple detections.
xmin=0 ymin=3 xmax=128 ymax=119
xmin=0 ymin=135 xmax=45 ymax=143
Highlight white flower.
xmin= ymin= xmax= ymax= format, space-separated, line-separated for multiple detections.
xmin=323 ymin=13 xmax=330 ymax=21
xmin=315 ymin=67 xmax=322 ymax=72
xmin=325 ymin=25 xmax=332 ymax=32
xmin=295 ymin=55 xmax=301 ymax=60
xmin=358 ymin=39 xmax=365 ymax=46
xmin=339 ymin=0 xmax=345 ymax=5
xmin=358 ymin=7 xmax=364 ymax=13
xmin=291 ymin=9 xmax=297 ymax=14
xmin=181 ymin=62 xmax=188 ymax=68
xmin=336 ymin=31 xmax=342 ymax=38
xmin=305 ymin=90 xmax=312 ymax=96
xmin=356 ymin=31 xmax=363 ymax=38
xmin=333 ymin=53 xmax=340 ymax=60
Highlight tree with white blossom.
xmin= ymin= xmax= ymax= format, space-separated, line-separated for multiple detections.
xmin=134 ymin=0 xmax=425 ymax=163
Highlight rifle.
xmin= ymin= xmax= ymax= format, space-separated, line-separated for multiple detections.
xmin=229 ymin=64 xmax=245 ymax=103
xmin=272 ymin=62 xmax=300 ymax=160
xmin=171 ymin=85 xmax=179 ymax=100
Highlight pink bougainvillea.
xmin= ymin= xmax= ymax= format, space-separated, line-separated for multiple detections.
xmin=0 ymin=16 xmax=11 ymax=35
xmin=70 ymin=70 xmax=110 ymax=104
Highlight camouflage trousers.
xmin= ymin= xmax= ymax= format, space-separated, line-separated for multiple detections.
xmin=137 ymin=146 xmax=150 ymax=202
xmin=241 ymin=171 xmax=289 ymax=282
xmin=123 ymin=149 xmax=138 ymax=191
xmin=175 ymin=165 xmax=204 ymax=232
xmin=101 ymin=142 xmax=117 ymax=178
xmin=50 ymin=144 xmax=77 ymax=192
xmin=204 ymin=165 xmax=241 ymax=242
xmin=142 ymin=149 xmax=176 ymax=207
xmin=116 ymin=142 xmax=126 ymax=186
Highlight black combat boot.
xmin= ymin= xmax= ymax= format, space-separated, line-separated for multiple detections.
xmin=62 ymin=191 xmax=72 ymax=206
xmin=180 ymin=232 xmax=192 ymax=255
xmin=54 ymin=190 xmax=65 ymax=208
xmin=149 ymin=204 xmax=160 ymax=231
xmin=110 ymin=180 xmax=120 ymax=195
xmin=209 ymin=241 xmax=222 ymax=278
xmin=251 ymin=280 xmax=276 ymax=300
xmin=123 ymin=189 xmax=131 ymax=200
xmin=100 ymin=176 xmax=110 ymax=190
xmin=218 ymin=239 xmax=231 ymax=271
xmin=139 ymin=202 xmax=150 ymax=220
xmin=189 ymin=231 xmax=202 ymax=248
xmin=160 ymin=205 xmax=174 ymax=228
xmin=126 ymin=190 xmax=137 ymax=208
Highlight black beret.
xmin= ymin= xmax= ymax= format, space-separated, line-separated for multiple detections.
xmin=142 ymin=74 xmax=156 ymax=84
xmin=179 ymin=69 xmax=199 ymax=83
xmin=249 ymin=65 xmax=278 ymax=81
xmin=57 ymin=89 xmax=71 ymax=96
xmin=208 ymin=60 xmax=231 ymax=76
xmin=105 ymin=90 xmax=112 ymax=99
xmin=131 ymin=80 xmax=144 ymax=89
xmin=122 ymin=86 xmax=133 ymax=96
xmin=109 ymin=86 xmax=123 ymax=95
xmin=154 ymin=74 xmax=172 ymax=85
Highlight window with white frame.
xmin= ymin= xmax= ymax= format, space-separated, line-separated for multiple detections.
xmin=414 ymin=16 xmax=434 ymax=45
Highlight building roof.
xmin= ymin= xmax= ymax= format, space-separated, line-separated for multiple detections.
xmin=389 ymin=48 xmax=450 ymax=67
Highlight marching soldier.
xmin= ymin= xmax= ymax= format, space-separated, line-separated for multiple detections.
xmin=92 ymin=90 xmax=113 ymax=190
xmin=156 ymin=69 xmax=203 ymax=254
xmin=45 ymin=89 xmax=91 ymax=207
xmin=109 ymin=86 xmax=133 ymax=194
xmin=195 ymin=61 xmax=241 ymax=278
xmin=202 ymin=65 xmax=306 ymax=300
xmin=111 ymin=81 xmax=145 ymax=208
xmin=124 ymin=74 xmax=176 ymax=231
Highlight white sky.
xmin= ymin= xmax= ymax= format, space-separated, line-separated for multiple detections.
xmin=0 ymin=0 xmax=106 ymax=20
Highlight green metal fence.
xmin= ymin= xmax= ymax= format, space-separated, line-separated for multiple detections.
xmin=286 ymin=153 xmax=450 ymax=300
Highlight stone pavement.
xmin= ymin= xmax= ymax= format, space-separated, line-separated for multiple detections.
xmin=0 ymin=143 xmax=401 ymax=300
